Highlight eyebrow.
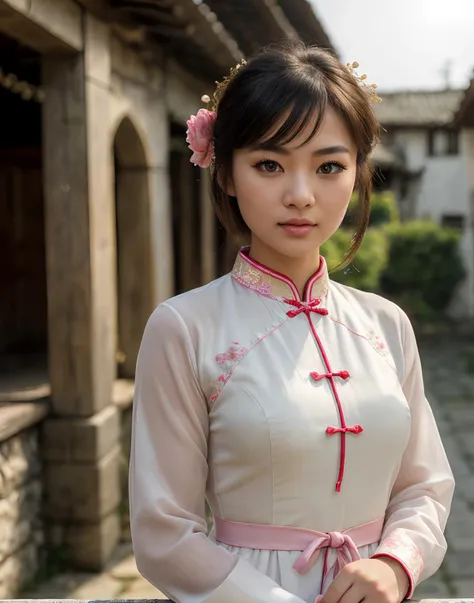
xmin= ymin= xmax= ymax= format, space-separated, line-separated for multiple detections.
xmin=249 ymin=143 xmax=350 ymax=156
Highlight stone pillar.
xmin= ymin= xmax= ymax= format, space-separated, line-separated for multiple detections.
xmin=149 ymin=165 xmax=174 ymax=304
xmin=41 ymin=13 xmax=121 ymax=570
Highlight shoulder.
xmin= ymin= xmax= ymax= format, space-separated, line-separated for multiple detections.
xmin=145 ymin=274 xmax=231 ymax=342
xmin=329 ymin=280 xmax=415 ymax=374
xmin=330 ymin=279 xmax=410 ymax=332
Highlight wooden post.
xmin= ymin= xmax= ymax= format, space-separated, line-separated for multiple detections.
xmin=42 ymin=53 xmax=97 ymax=417
xmin=41 ymin=14 xmax=121 ymax=570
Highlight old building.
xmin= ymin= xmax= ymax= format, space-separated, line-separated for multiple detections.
xmin=0 ymin=0 xmax=332 ymax=597
xmin=372 ymin=89 xmax=474 ymax=317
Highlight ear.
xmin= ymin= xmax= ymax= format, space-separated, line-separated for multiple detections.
xmin=226 ymin=179 xmax=236 ymax=197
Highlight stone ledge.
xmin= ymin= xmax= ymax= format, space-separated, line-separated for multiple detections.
xmin=113 ymin=379 xmax=134 ymax=411
xmin=0 ymin=403 xmax=49 ymax=443
xmin=0 ymin=383 xmax=50 ymax=403
xmin=2 ymin=599 xmax=474 ymax=603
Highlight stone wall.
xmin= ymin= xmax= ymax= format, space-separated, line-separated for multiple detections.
xmin=0 ymin=427 xmax=43 ymax=598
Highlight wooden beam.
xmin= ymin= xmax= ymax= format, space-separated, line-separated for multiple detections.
xmin=173 ymin=0 xmax=243 ymax=70
xmin=259 ymin=0 xmax=299 ymax=40
xmin=0 ymin=0 xmax=83 ymax=53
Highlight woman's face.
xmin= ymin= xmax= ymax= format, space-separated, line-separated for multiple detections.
xmin=229 ymin=106 xmax=358 ymax=267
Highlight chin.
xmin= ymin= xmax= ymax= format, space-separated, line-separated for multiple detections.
xmin=271 ymin=240 xmax=321 ymax=260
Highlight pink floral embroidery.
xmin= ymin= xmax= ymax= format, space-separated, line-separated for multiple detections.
xmin=211 ymin=342 xmax=248 ymax=403
xmin=216 ymin=342 xmax=247 ymax=366
xmin=232 ymin=271 xmax=278 ymax=300
xmin=209 ymin=320 xmax=288 ymax=406
xmin=367 ymin=330 xmax=390 ymax=359
xmin=373 ymin=528 xmax=424 ymax=592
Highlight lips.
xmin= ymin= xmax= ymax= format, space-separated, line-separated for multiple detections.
xmin=279 ymin=219 xmax=315 ymax=226
xmin=279 ymin=220 xmax=316 ymax=237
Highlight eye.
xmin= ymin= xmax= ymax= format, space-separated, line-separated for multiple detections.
xmin=318 ymin=161 xmax=347 ymax=175
xmin=254 ymin=160 xmax=283 ymax=173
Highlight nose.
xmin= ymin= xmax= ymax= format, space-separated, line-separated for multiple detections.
xmin=283 ymin=173 xmax=315 ymax=208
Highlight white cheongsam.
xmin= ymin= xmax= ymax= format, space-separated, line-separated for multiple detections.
xmin=129 ymin=247 xmax=454 ymax=603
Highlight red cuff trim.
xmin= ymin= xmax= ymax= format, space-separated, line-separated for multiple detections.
xmin=371 ymin=553 xmax=415 ymax=599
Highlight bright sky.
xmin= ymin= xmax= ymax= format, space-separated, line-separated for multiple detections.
xmin=310 ymin=0 xmax=474 ymax=92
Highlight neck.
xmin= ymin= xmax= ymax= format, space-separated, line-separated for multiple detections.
xmin=248 ymin=242 xmax=321 ymax=298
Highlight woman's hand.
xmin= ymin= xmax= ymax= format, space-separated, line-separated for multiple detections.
xmin=322 ymin=557 xmax=409 ymax=603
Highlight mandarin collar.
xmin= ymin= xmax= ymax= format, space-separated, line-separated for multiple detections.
xmin=231 ymin=247 xmax=329 ymax=303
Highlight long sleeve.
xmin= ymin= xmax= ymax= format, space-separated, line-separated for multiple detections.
xmin=372 ymin=309 xmax=455 ymax=597
xmin=129 ymin=303 xmax=307 ymax=603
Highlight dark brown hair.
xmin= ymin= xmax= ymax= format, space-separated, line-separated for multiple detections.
xmin=210 ymin=42 xmax=380 ymax=266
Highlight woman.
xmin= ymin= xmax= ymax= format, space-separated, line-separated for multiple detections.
xmin=129 ymin=43 xmax=454 ymax=603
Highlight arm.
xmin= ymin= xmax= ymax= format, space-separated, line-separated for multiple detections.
xmin=371 ymin=309 xmax=455 ymax=598
xmin=130 ymin=303 xmax=306 ymax=603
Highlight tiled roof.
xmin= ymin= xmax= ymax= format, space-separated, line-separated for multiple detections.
xmin=374 ymin=89 xmax=465 ymax=127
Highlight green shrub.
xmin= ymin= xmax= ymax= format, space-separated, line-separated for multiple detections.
xmin=381 ymin=220 xmax=465 ymax=313
xmin=322 ymin=228 xmax=389 ymax=292
xmin=344 ymin=191 xmax=399 ymax=228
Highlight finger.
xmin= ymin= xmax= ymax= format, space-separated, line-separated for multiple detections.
xmin=322 ymin=573 xmax=354 ymax=603
xmin=338 ymin=585 xmax=365 ymax=603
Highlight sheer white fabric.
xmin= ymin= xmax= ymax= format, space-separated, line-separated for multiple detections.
xmin=129 ymin=251 xmax=454 ymax=603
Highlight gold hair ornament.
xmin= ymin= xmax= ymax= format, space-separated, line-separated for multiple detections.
xmin=346 ymin=61 xmax=382 ymax=103
xmin=201 ymin=58 xmax=247 ymax=111
xmin=198 ymin=58 xmax=382 ymax=111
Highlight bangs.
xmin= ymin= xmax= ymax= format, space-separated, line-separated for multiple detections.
xmin=232 ymin=68 xmax=329 ymax=150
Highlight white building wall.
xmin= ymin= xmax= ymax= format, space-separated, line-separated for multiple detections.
xmin=392 ymin=130 xmax=427 ymax=171
xmin=391 ymin=129 xmax=473 ymax=317
xmin=417 ymin=156 xmax=470 ymax=219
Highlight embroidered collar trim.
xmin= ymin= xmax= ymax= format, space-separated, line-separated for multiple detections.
xmin=231 ymin=247 xmax=329 ymax=302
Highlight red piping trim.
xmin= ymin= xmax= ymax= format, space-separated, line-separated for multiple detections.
xmin=239 ymin=247 xmax=326 ymax=302
xmin=308 ymin=316 xmax=358 ymax=493
xmin=304 ymin=261 xmax=326 ymax=302
xmin=371 ymin=553 xmax=415 ymax=599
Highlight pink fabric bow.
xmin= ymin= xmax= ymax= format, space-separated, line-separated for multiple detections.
xmin=293 ymin=531 xmax=361 ymax=584
xmin=326 ymin=424 xmax=363 ymax=436
xmin=286 ymin=298 xmax=328 ymax=318
xmin=186 ymin=108 xmax=217 ymax=168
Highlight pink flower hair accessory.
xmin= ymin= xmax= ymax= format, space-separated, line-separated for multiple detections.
xmin=186 ymin=59 xmax=247 ymax=168
xmin=186 ymin=106 xmax=216 ymax=169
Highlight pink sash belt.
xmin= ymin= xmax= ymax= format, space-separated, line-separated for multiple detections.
xmin=215 ymin=516 xmax=384 ymax=586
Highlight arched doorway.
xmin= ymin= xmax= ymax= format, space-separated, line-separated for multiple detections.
xmin=113 ymin=117 xmax=152 ymax=378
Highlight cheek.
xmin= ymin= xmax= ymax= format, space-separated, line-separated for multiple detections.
xmin=320 ymin=171 xmax=356 ymax=208
xmin=234 ymin=168 xmax=274 ymax=214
